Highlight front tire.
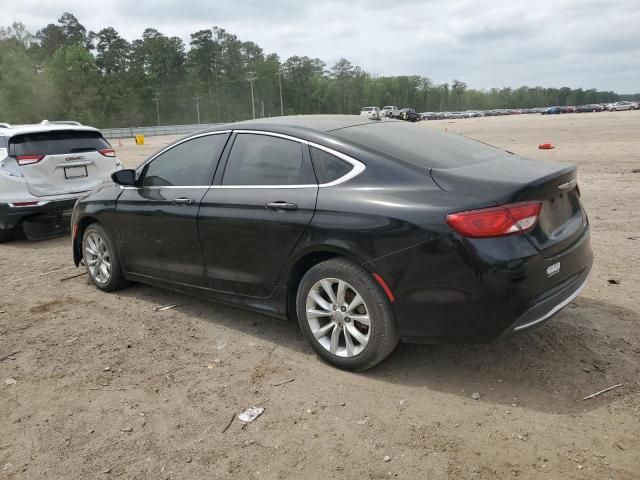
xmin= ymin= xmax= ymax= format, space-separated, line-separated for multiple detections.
xmin=82 ymin=223 xmax=129 ymax=292
xmin=296 ymin=258 xmax=399 ymax=371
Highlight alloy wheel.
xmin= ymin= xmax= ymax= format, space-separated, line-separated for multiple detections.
xmin=305 ymin=278 xmax=371 ymax=357
xmin=84 ymin=231 xmax=112 ymax=284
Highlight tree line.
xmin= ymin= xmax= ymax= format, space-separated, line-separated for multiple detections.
xmin=0 ymin=13 xmax=637 ymax=128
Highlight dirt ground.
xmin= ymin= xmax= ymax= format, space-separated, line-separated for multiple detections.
xmin=1 ymin=112 xmax=639 ymax=479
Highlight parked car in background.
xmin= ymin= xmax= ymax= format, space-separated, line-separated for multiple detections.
xmin=398 ymin=108 xmax=420 ymax=122
xmin=0 ymin=120 xmax=122 ymax=242
xmin=542 ymin=106 xmax=562 ymax=115
xmin=576 ymin=104 xmax=605 ymax=113
xmin=380 ymin=106 xmax=400 ymax=118
xmin=71 ymin=115 xmax=592 ymax=371
xmin=360 ymin=106 xmax=380 ymax=118
xmin=608 ymin=101 xmax=637 ymax=111
xmin=420 ymin=112 xmax=440 ymax=120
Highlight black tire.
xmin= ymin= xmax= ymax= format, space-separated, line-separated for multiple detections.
xmin=0 ymin=228 xmax=16 ymax=243
xmin=296 ymin=258 xmax=399 ymax=371
xmin=82 ymin=223 xmax=129 ymax=292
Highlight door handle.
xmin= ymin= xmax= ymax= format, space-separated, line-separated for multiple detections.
xmin=173 ymin=197 xmax=194 ymax=205
xmin=265 ymin=201 xmax=298 ymax=211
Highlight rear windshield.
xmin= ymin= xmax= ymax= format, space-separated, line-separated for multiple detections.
xmin=10 ymin=130 xmax=110 ymax=156
xmin=332 ymin=121 xmax=510 ymax=169
xmin=362 ymin=107 xmax=373 ymax=111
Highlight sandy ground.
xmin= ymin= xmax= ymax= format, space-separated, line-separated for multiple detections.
xmin=1 ymin=112 xmax=639 ymax=479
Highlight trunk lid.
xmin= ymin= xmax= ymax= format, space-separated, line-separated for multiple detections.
xmin=9 ymin=129 xmax=118 ymax=197
xmin=431 ymin=156 xmax=587 ymax=257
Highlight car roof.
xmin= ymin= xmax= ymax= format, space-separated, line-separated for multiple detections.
xmin=0 ymin=123 xmax=100 ymax=137
xmin=204 ymin=115 xmax=393 ymax=134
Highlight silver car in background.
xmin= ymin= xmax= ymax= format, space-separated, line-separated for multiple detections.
xmin=0 ymin=120 xmax=122 ymax=242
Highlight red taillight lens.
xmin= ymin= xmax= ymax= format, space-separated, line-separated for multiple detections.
xmin=16 ymin=155 xmax=44 ymax=165
xmin=445 ymin=202 xmax=542 ymax=238
xmin=99 ymin=148 xmax=116 ymax=157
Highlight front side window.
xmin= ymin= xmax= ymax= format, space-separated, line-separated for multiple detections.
xmin=141 ymin=134 xmax=227 ymax=187
xmin=223 ymin=133 xmax=315 ymax=186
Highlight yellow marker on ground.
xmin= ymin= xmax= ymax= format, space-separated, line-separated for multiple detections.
xmin=135 ymin=134 xmax=145 ymax=146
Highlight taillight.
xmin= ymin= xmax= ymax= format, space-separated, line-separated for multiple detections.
xmin=445 ymin=202 xmax=542 ymax=238
xmin=16 ymin=155 xmax=44 ymax=165
xmin=99 ymin=148 xmax=116 ymax=157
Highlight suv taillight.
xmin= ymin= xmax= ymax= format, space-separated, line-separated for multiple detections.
xmin=445 ymin=202 xmax=542 ymax=238
xmin=99 ymin=148 xmax=116 ymax=157
xmin=16 ymin=155 xmax=44 ymax=165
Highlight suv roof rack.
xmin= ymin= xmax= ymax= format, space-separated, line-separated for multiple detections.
xmin=0 ymin=122 xmax=11 ymax=128
xmin=40 ymin=120 xmax=83 ymax=126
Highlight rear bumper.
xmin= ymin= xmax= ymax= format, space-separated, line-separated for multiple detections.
xmin=368 ymin=226 xmax=593 ymax=344
xmin=0 ymin=198 xmax=79 ymax=230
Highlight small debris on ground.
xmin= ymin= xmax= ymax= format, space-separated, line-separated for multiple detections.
xmin=607 ymin=279 xmax=620 ymax=285
xmin=383 ymin=455 xmax=391 ymax=462
xmin=471 ymin=392 xmax=481 ymax=401
xmin=0 ymin=351 xmax=20 ymax=362
xmin=582 ymin=383 xmax=622 ymax=400
xmin=538 ymin=143 xmax=555 ymax=149
xmin=238 ymin=406 xmax=264 ymax=423
xmin=5 ymin=378 xmax=17 ymax=385
xmin=272 ymin=378 xmax=295 ymax=387
xmin=153 ymin=304 xmax=180 ymax=312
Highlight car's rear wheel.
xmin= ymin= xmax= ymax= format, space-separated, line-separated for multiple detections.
xmin=296 ymin=258 xmax=399 ymax=371
xmin=0 ymin=228 xmax=16 ymax=243
xmin=82 ymin=223 xmax=129 ymax=292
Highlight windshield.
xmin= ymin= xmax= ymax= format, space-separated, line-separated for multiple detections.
xmin=10 ymin=130 xmax=110 ymax=155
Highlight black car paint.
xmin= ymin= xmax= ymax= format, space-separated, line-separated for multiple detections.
xmin=72 ymin=116 xmax=593 ymax=342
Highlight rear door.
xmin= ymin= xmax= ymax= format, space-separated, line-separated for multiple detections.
xmin=9 ymin=130 xmax=117 ymax=197
xmin=198 ymin=131 xmax=318 ymax=297
xmin=116 ymin=132 xmax=229 ymax=285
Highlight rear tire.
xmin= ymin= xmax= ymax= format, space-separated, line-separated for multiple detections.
xmin=296 ymin=258 xmax=399 ymax=371
xmin=0 ymin=228 xmax=16 ymax=243
xmin=82 ymin=223 xmax=129 ymax=292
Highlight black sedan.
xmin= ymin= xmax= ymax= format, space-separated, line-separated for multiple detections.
xmin=398 ymin=108 xmax=420 ymax=122
xmin=71 ymin=116 xmax=593 ymax=370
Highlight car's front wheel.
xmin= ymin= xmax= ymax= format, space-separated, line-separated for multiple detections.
xmin=296 ymin=258 xmax=399 ymax=371
xmin=82 ymin=223 xmax=129 ymax=292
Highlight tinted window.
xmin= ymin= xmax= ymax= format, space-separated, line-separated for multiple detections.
xmin=310 ymin=146 xmax=353 ymax=184
xmin=10 ymin=130 xmax=110 ymax=155
xmin=223 ymin=134 xmax=315 ymax=186
xmin=333 ymin=122 xmax=510 ymax=169
xmin=142 ymin=134 xmax=227 ymax=187
xmin=0 ymin=136 xmax=6 ymax=148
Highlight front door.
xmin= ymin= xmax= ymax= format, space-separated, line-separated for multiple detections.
xmin=198 ymin=132 xmax=318 ymax=297
xmin=116 ymin=132 xmax=229 ymax=285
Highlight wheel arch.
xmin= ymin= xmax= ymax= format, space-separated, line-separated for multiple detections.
xmin=73 ymin=216 xmax=99 ymax=266
xmin=283 ymin=246 xmax=369 ymax=320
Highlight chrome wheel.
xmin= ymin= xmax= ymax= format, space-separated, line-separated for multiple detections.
xmin=305 ymin=278 xmax=371 ymax=358
xmin=84 ymin=232 xmax=112 ymax=284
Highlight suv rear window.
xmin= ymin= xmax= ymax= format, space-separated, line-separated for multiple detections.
xmin=10 ymin=130 xmax=110 ymax=156
xmin=332 ymin=122 xmax=510 ymax=169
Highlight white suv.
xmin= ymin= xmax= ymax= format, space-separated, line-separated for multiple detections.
xmin=360 ymin=106 xmax=380 ymax=118
xmin=608 ymin=101 xmax=638 ymax=111
xmin=0 ymin=120 xmax=122 ymax=242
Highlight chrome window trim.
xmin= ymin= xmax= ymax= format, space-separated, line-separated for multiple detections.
xmin=134 ymin=130 xmax=232 ymax=175
xmin=122 ymin=128 xmax=366 ymax=190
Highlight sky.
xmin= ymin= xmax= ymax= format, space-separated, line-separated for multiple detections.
xmin=5 ymin=0 xmax=640 ymax=93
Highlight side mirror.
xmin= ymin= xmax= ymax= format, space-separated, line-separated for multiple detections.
xmin=111 ymin=169 xmax=137 ymax=186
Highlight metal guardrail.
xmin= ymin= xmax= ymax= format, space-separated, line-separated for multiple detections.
xmin=101 ymin=123 xmax=221 ymax=139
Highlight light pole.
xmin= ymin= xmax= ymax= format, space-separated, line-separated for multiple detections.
xmin=276 ymin=71 xmax=284 ymax=116
xmin=247 ymin=73 xmax=257 ymax=119
xmin=194 ymin=95 xmax=201 ymax=124
xmin=152 ymin=92 xmax=161 ymax=125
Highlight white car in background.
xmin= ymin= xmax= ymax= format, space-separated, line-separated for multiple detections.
xmin=360 ymin=106 xmax=380 ymax=118
xmin=0 ymin=120 xmax=122 ymax=242
xmin=607 ymin=101 xmax=638 ymax=111
xmin=380 ymin=106 xmax=400 ymax=118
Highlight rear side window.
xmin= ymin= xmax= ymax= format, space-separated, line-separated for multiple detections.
xmin=0 ymin=137 xmax=6 ymax=148
xmin=142 ymin=134 xmax=227 ymax=187
xmin=10 ymin=130 xmax=110 ymax=155
xmin=223 ymin=133 xmax=315 ymax=186
xmin=310 ymin=146 xmax=353 ymax=184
